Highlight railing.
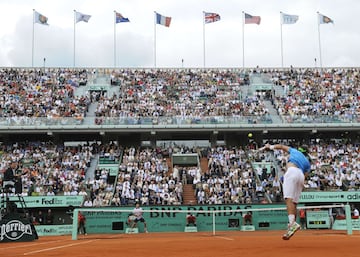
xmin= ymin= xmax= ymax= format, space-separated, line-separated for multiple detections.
xmin=94 ymin=115 xmax=272 ymax=126
xmin=0 ymin=114 xmax=358 ymax=129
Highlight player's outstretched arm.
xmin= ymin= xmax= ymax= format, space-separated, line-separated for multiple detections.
xmin=259 ymin=143 xmax=290 ymax=152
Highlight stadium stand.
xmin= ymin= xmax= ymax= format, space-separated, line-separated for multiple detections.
xmin=0 ymin=67 xmax=359 ymax=213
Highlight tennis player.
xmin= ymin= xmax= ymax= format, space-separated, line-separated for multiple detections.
xmin=133 ymin=202 xmax=148 ymax=233
xmin=260 ymin=143 xmax=311 ymax=240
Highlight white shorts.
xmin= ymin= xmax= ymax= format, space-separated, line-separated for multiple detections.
xmin=283 ymin=167 xmax=305 ymax=204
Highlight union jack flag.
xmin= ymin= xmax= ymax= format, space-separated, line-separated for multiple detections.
xmin=204 ymin=12 xmax=221 ymax=24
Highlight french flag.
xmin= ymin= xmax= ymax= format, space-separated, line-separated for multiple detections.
xmin=156 ymin=12 xmax=171 ymax=27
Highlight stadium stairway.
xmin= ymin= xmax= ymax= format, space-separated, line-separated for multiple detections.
xmin=273 ymin=84 xmax=286 ymax=97
xmin=263 ymin=100 xmax=283 ymax=124
xmin=181 ymin=157 xmax=208 ymax=205
xmin=200 ymin=157 xmax=209 ymax=174
xmin=182 ymin=184 xmax=197 ymax=205
xmin=85 ymin=154 xmax=99 ymax=182
xmin=165 ymin=157 xmax=173 ymax=176
xmin=239 ymin=85 xmax=250 ymax=99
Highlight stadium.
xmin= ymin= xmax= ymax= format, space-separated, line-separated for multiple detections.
xmin=0 ymin=66 xmax=359 ymax=255
xmin=1 ymin=1 xmax=360 ymax=257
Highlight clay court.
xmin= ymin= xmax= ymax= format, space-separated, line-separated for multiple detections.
xmin=2 ymin=230 xmax=359 ymax=257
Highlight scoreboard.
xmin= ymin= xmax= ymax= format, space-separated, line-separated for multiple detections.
xmin=306 ymin=210 xmax=331 ymax=229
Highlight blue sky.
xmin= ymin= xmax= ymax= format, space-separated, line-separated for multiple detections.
xmin=0 ymin=0 xmax=358 ymax=68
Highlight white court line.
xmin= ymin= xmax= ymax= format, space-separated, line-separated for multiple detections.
xmin=216 ymin=236 xmax=234 ymax=241
xmin=2 ymin=239 xmax=65 ymax=250
xmin=23 ymin=239 xmax=99 ymax=256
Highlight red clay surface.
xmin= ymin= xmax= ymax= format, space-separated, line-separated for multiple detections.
xmin=2 ymin=230 xmax=359 ymax=257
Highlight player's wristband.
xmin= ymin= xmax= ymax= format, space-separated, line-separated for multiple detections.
xmin=270 ymin=145 xmax=275 ymax=150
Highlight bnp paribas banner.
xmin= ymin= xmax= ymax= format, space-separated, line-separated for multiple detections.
xmin=82 ymin=204 xmax=290 ymax=234
xmin=7 ymin=195 xmax=84 ymax=208
xmin=300 ymin=191 xmax=360 ymax=203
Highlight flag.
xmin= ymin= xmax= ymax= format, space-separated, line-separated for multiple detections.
xmin=76 ymin=11 xmax=91 ymax=23
xmin=244 ymin=13 xmax=261 ymax=25
xmin=204 ymin=12 xmax=221 ymax=23
xmin=115 ymin=12 xmax=130 ymax=23
xmin=281 ymin=13 xmax=299 ymax=24
xmin=34 ymin=11 xmax=49 ymax=25
xmin=155 ymin=12 xmax=171 ymax=27
xmin=319 ymin=13 xmax=333 ymax=24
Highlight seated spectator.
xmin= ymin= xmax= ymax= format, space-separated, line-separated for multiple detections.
xmin=45 ymin=209 xmax=54 ymax=225
xmin=111 ymin=194 xmax=121 ymax=206
xmin=352 ymin=206 xmax=359 ymax=219
xmin=83 ymin=197 xmax=93 ymax=207
xmin=35 ymin=210 xmax=45 ymax=225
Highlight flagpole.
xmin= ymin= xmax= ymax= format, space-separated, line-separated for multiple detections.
xmin=280 ymin=12 xmax=284 ymax=68
xmin=203 ymin=12 xmax=206 ymax=68
xmin=242 ymin=11 xmax=245 ymax=68
xmin=317 ymin=12 xmax=323 ymax=69
xmin=32 ymin=9 xmax=35 ymax=67
xmin=73 ymin=10 xmax=76 ymax=68
xmin=114 ymin=11 xmax=117 ymax=68
xmin=154 ymin=11 xmax=157 ymax=68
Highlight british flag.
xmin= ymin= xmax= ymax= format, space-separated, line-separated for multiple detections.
xmin=204 ymin=12 xmax=221 ymax=24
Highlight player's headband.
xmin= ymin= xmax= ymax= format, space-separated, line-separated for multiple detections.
xmin=298 ymin=147 xmax=307 ymax=154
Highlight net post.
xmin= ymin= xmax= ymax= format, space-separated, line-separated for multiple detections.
xmin=344 ymin=203 xmax=352 ymax=235
xmin=212 ymin=211 xmax=216 ymax=236
xmin=72 ymin=208 xmax=79 ymax=240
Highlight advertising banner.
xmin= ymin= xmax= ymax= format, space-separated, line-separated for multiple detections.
xmin=7 ymin=195 xmax=84 ymax=208
xmin=35 ymin=225 xmax=73 ymax=236
xmin=332 ymin=219 xmax=360 ymax=230
xmin=300 ymin=191 xmax=360 ymax=203
xmin=81 ymin=205 xmax=289 ymax=234
xmin=0 ymin=214 xmax=38 ymax=243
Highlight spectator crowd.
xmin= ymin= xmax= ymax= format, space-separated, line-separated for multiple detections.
xmin=0 ymin=67 xmax=359 ymax=207
xmin=0 ymin=139 xmax=359 ymax=207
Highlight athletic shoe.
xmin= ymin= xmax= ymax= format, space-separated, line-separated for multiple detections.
xmin=282 ymin=222 xmax=300 ymax=240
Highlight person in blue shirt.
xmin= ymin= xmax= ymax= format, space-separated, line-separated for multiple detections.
xmin=260 ymin=143 xmax=311 ymax=240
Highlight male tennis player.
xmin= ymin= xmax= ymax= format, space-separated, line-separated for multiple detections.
xmin=133 ymin=202 xmax=148 ymax=233
xmin=260 ymin=143 xmax=311 ymax=240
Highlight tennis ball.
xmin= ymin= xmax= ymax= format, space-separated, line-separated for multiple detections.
xmin=248 ymin=133 xmax=253 ymax=138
